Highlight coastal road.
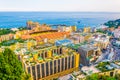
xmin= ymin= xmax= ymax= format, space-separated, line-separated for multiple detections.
xmin=110 ymin=38 xmax=120 ymax=61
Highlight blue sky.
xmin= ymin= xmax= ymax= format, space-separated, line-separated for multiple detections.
xmin=0 ymin=0 xmax=120 ymax=12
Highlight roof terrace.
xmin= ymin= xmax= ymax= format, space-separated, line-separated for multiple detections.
xmin=17 ymin=46 xmax=77 ymax=66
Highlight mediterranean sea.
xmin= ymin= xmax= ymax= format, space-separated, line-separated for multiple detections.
xmin=0 ymin=12 xmax=120 ymax=29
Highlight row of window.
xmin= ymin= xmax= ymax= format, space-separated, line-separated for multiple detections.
xmin=27 ymin=55 xmax=75 ymax=80
xmin=52 ymin=47 xmax=63 ymax=54
xmin=38 ymin=51 xmax=48 ymax=59
xmin=37 ymin=47 xmax=63 ymax=59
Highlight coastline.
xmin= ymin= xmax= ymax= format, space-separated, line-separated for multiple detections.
xmin=0 ymin=12 xmax=120 ymax=28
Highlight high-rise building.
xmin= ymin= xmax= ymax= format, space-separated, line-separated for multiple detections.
xmin=78 ymin=44 xmax=101 ymax=66
xmin=18 ymin=46 xmax=80 ymax=80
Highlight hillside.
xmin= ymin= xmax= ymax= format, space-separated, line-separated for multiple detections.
xmin=104 ymin=19 xmax=120 ymax=28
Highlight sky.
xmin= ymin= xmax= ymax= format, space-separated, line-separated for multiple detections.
xmin=0 ymin=0 xmax=120 ymax=12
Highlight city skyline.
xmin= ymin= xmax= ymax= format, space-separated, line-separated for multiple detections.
xmin=0 ymin=0 xmax=120 ymax=12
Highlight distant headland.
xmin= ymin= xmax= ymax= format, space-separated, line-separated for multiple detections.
xmin=104 ymin=19 xmax=120 ymax=28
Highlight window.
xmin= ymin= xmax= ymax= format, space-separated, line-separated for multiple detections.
xmin=60 ymin=48 xmax=62 ymax=54
xmin=65 ymin=57 xmax=67 ymax=70
xmin=38 ymin=54 xmax=40 ymax=57
xmin=95 ymin=51 xmax=98 ymax=56
xmin=45 ymin=52 xmax=47 ymax=58
xmin=58 ymin=59 xmax=60 ymax=72
xmin=110 ymin=72 xmax=114 ymax=76
xmin=68 ymin=56 xmax=70 ymax=69
xmin=57 ymin=48 xmax=59 ymax=54
xmin=27 ymin=67 xmax=31 ymax=74
xmin=61 ymin=58 xmax=64 ymax=71
xmin=41 ymin=53 xmax=44 ymax=58
xmin=46 ymin=62 xmax=49 ymax=76
xmin=41 ymin=64 xmax=45 ymax=78
xmin=71 ymin=55 xmax=74 ymax=68
xmin=50 ymin=61 xmax=53 ymax=75
xmin=37 ymin=64 xmax=40 ymax=79
xmin=32 ymin=66 xmax=36 ymax=80
xmin=54 ymin=60 xmax=56 ymax=74
xmin=52 ymin=49 xmax=55 ymax=54
xmin=88 ymin=50 xmax=94 ymax=57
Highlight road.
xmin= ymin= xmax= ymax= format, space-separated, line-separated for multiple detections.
xmin=110 ymin=38 xmax=120 ymax=61
xmin=96 ymin=38 xmax=120 ymax=63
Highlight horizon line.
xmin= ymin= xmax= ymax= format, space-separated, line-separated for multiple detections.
xmin=0 ymin=11 xmax=120 ymax=13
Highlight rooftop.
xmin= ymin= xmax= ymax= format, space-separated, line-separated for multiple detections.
xmin=80 ymin=44 xmax=98 ymax=52
xmin=81 ymin=66 xmax=100 ymax=75
xmin=16 ymin=46 xmax=77 ymax=66
xmin=55 ymin=39 xmax=72 ymax=46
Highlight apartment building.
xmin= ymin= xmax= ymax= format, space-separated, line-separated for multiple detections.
xmin=17 ymin=46 xmax=80 ymax=80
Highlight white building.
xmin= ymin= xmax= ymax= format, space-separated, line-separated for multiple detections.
xmin=113 ymin=29 xmax=120 ymax=38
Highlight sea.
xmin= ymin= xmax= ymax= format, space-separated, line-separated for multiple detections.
xmin=0 ymin=12 xmax=120 ymax=29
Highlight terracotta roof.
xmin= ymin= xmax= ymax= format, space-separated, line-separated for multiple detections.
xmin=21 ymin=32 xmax=70 ymax=41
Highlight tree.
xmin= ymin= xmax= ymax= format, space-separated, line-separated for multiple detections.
xmin=21 ymin=73 xmax=32 ymax=80
xmin=86 ymin=74 xmax=99 ymax=80
xmin=115 ymin=73 xmax=120 ymax=79
xmin=0 ymin=48 xmax=23 ymax=80
xmin=104 ymin=19 xmax=120 ymax=28
xmin=0 ymin=28 xmax=15 ymax=35
xmin=101 ymin=75 xmax=116 ymax=80
xmin=18 ymin=27 xmax=27 ymax=31
xmin=106 ymin=77 xmax=116 ymax=80
xmin=86 ymin=73 xmax=116 ymax=80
